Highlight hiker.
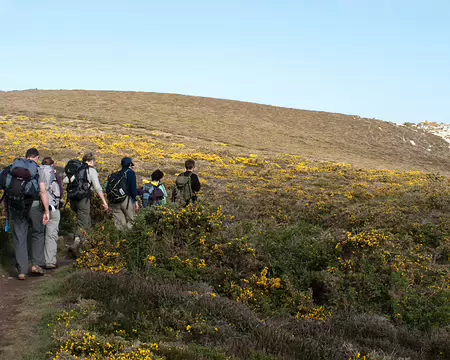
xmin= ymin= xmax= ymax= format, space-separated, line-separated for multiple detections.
xmin=172 ymin=159 xmax=201 ymax=206
xmin=106 ymin=157 xmax=139 ymax=230
xmin=64 ymin=152 xmax=108 ymax=250
xmin=138 ymin=179 xmax=151 ymax=208
xmin=0 ymin=148 xmax=50 ymax=280
xmin=140 ymin=169 xmax=168 ymax=207
xmin=40 ymin=157 xmax=63 ymax=269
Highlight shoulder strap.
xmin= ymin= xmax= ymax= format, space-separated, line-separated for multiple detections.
xmin=40 ymin=165 xmax=56 ymax=188
xmin=185 ymin=172 xmax=193 ymax=184
xmin=119 ymin=169 xmax=128 ymax=182
xmin=85 ymin=165 xmax=91 ymax=184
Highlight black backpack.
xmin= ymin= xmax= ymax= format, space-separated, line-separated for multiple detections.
xmin=0 ymin=165 xmax=12 ymax=191
xmin=106 ymin=170 xmax=129 ymax=204
xmin=65 ymin=159 xmax=82 ymax=179
xmin=2 ymin=158 xmax=40 ymax=213
xmin=65 ymin=160 xmax=91 ymax=201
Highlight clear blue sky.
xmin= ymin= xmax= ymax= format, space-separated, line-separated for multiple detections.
xmin=0 ymin=0 xmax=449 ymax=124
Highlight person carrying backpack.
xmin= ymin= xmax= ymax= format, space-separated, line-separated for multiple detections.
xmin=141 ymin=169 xmax=168 ymax=208
xmin=0 ymin=148 xmax=50 ymax=280
xmin=171 ymin=159 xmax=201 ymax=207
xmin=138 ymin=179 xmax=151 ymax=208
xmin=64 ymin=152 xmax=108 ymax=251
xmin=106 ymin=157 xmax=139 ymax=230
xmin=40 ymin=157 xmax=63 ymax=269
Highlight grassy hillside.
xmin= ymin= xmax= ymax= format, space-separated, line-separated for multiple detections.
xmin=1 ymin=90 xmax=450 ymax=175
xmin=0 ymin=96 xmax=449 ymax=359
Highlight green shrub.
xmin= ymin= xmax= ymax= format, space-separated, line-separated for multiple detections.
xmin=255 ymin=222 xmax=335 ymax=290
xmin=0 ymin=215 xmax=14 ymax=271
xmin=59 ymin=271 xmax=449 ymax=360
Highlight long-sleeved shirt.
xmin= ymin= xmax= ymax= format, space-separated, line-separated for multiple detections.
xmin=87 ymin=167 xmax=103 ymax=194
xmin=122 ymin=167 xmax=138 ymax=201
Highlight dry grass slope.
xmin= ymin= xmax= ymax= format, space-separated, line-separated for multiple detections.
xmin=1 ymin=90 xmax=449 ymax=175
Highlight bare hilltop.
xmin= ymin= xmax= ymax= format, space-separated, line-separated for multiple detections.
xmin=1 ymin=90 xmax=449 ymax=174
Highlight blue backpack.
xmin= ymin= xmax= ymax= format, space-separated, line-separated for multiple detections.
xmin=142 ymin=183 xmax=165 ymax=207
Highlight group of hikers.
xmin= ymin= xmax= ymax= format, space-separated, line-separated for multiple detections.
xmin=0 ymin=148 xmax=201 ymax=280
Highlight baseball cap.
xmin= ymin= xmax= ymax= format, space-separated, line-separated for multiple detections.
xmin=121 ymin=157 xmax=134 ymax=167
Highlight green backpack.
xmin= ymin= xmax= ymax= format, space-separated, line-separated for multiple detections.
xmin=172 ymin=173 xmax=193 ymax=206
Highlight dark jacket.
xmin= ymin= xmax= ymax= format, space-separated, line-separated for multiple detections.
xmin=122 ymin=167 xmax=138 ymax=201
xmin=181 ymin=171 xmax=201 ymax=193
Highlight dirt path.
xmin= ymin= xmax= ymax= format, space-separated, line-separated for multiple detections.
xmin=0 ymin=260 xmax=73 ymax=359
xmin=0 ymin=274 xmax=44 ymax=351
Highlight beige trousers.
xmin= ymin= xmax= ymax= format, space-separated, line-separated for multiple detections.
xmin=111 ymin=196 xmax=136 ymax=230
xmin=44 ymin=209 xmax=61 ymax=266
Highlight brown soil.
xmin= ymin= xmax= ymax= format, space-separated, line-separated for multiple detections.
xmin=0 ymin=274 xmax=44 ymax=354
xmin=0 ymin=260 xmax=73 ymax=359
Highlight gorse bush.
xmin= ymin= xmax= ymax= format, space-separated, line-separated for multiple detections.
xmin=78 ymin=204 xmax=327 ymax=318
xmin=256 ymin=223 xmax=335 ymax=296
xmin=59 ymin=207 xmax=77 ymax=236
xmin=67 ymin=201 xmax=449 ymax=359
xmin=127 ymin=203 xmax=228 ymax=272
xmin=331 ymin=230 xmax=450 ymax=330
xmin=75 ymin=222 xmax=125 ymax=275
xmin=53 ymin=271 xmax=449 ymax=360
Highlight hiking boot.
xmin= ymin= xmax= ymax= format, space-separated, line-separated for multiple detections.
xmin=67 ymin=236 xmax=82 ymax=258
xmin=68 ymin=236 xmax=81 ymax=252
xmin=31 ymin=265 xmax=45 ymax=276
